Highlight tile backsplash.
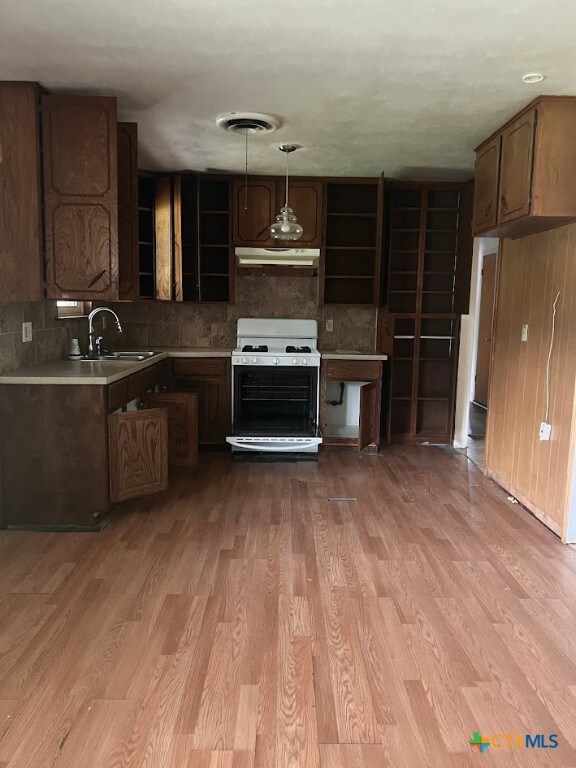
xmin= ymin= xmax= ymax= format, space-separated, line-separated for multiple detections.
xmin=102 ymin=276 xmax=378 ymax=352
xmin=0 ymin=301 xmax=86 ymax=374
xmin=0 ymin=277 xmax=378 ymax=374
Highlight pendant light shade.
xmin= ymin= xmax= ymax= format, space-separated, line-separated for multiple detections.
xmin=270 ymin=144 xmax=303 ymax=241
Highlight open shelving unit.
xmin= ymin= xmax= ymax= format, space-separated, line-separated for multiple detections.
xmin=137 ymin=175 xmax=157 ymax=299
xmin=383 ymin=181 xmax=473 ymax=443
xmin=321 ymin=179 xmax=383 ymax=305
xmin=197 ymin=178 xmax=232 ymax=303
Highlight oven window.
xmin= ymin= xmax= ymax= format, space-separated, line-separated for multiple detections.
xmin=233 ymin=367 xmax=318 ymax=436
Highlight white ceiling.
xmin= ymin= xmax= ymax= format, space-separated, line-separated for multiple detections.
xmin=1 ymin=0 xmax=576 ymax=178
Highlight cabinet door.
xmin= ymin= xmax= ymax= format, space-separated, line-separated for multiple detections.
xmin=42 ymin=95 xmax=119 ymax=300
xmin=155 ymin=176 xmax=174 ymax=300
xmin=174 ymin=376 xmax=230 ymax=444
xmin=108 ymin=408 xmax=168 ymax=502
xmin=146 ymin=392 xmax=198 ymax=467
xmin=282 ymin=180 xmax=324 ymax=247
xmin=359 ymin=381 xmax=378 ymax=450
xmin=498 ymin=108 xmax=537 ymax=223
xmin=117 ymin=122 xmax=139 ymax=300
xmin=472 ymin=136 xmax=500 ymax=234
xmin=0 ymin=82 xmax=44 ymax=302
xmin=233 ymin=179 xmax=276 ymax=246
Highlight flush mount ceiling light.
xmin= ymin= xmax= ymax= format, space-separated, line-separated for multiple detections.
xmin=216 ymin=113 xmax=280 ymax=211
xmin=270 ymin=144 xmax=304 ymax=241
xmin=522 ymin=73 xmax=545 ymax=84
xmin=215 ymin=112 xmax=280 ymax=135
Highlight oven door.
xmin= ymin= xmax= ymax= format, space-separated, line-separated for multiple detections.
xmin=227 ymin=365 xmax=321 ymax=450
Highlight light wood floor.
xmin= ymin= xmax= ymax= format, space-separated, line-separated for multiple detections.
xmin=1 ymin=446 xmax=576 ymax=767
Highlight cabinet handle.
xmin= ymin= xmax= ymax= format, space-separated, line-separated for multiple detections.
xmin=88 ymin=269 xmax=107 ymax=288
xmin=500 ymin=195 xmax=508 ymax=211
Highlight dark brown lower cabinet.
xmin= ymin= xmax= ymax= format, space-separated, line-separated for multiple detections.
xmin=0 ymin=360 xmax=172 ymax=529
xmin=171 ymin=358 xmax=231 ymax=447
xmin=147 ymin=392 xmax=198 ymax=467
xmin=320 ymin=359 xmax=383 ymax=451
xmin=108 ymin=409 xmax=168 ymax=502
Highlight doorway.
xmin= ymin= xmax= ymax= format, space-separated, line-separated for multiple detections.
xmin=474 ymin=252 xmax=497 ymax=409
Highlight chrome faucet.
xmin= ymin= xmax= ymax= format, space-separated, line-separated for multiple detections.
xmin=87 ymin=307 xmax=123 ymax=358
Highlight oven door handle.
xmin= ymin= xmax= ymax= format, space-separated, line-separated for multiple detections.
xmin=226 ymin=437 xmax=322 ymax=452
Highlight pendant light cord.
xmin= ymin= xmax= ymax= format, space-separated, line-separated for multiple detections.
xmin=285 ymin=150 xmax=289 ymax=208
xmin=244 ymin=131 xmax=248 ymax=210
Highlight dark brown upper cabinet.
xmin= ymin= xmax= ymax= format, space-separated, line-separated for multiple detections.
xmin=233 ymin=178 xmax=276 ymax=247
xmin=42 ymin=94 xmax=119 ymax=300
xmin=117 ymin=122 xmax=139 ymax=300
xmin=472 ymin=96 xmax=576 ymax=238
xmin=281 ymin=179 xmax=323 ymax=248
xmin=471 ymin=136 xmax=500 ymax=235
xmin=0 ymin=82 xmax=44 ymax=302
xmin=232 ymin=177 xmax=323 ymax=249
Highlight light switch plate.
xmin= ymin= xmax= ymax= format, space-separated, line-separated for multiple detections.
xmin=22 ymin=322 xmax=32 ymax=343
xmin=325 ymin=319 xmax=334 ymax=333
xmin=521 ymin=324 xmax=529 ymax=342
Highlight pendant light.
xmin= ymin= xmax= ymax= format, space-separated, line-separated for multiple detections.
xmin=270 ymin=144 xmax=303 ymax=241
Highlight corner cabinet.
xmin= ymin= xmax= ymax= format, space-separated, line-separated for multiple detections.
xmin=472 ymin=96 xmax=576 ymax=238
xmin=41 ymin=95 xmax=119 ymax=300
xmin=0 ymin=360 xmax=201 ymax=529
xmin=0 ymin=82 xmax=44 ymax=302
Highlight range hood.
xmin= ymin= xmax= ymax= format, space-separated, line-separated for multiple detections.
xmin=235 ymin=247 xmax=320 ymax=267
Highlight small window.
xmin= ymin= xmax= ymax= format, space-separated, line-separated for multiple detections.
xmin=56 ymin=301 xmax=92 ymax=318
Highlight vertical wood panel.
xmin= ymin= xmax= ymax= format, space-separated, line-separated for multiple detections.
xmin=0 ymin=82 xmax=44 ymax=302
xmin=117 ymin=122 xmax=138 ymax=300
xmin=486 ymin=224 xmax=576 ymax=538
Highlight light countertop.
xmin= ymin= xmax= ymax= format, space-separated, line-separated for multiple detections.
xmin=0 ymin=348 xmax=233 ymax=386
xmin=321 ymin=350 xmax=388 ymax=361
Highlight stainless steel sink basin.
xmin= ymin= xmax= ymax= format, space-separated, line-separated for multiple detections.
xmin=81 ymin=351 xmax=157 ymax=362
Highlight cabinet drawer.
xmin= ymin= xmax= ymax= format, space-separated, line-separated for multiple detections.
xmin=172 ymin=357 xmax=229 ymax=377
xmin=324 ymin=360 xmax=382 ymax=381
xmin=128 ymin=363 xmax=160 ymax=400
xmin=107 ymin=378 xmax=129 ymax=413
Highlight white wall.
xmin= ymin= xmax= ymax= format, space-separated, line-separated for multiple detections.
xmin=453 ymin=237 xmax=499 ymax=449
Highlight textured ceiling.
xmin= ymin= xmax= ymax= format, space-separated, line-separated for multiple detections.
xmin=1 ymin=0 xmax=576 ymax=178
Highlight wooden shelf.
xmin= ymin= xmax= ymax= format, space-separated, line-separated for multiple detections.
xmin=327 ymin=212 xmax=377 ymax=218
xmin=138 ymin=240 xmax=153 ymax=246
xmin=325 ymin=274 xmax=374 ymax=280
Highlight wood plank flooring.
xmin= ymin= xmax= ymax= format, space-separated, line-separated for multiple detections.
xmin=2 ymin=446 xmax=576 ymax=766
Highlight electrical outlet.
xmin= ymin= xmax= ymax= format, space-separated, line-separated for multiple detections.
xmin=22 ymin=322 xmax=32 ymax=343
xmin=101 ymin=315 xmax=107 ymax=330
xmin=325 ymin=319 xmax=334 ymax=333
xmin=521 ymin=324 xmax=529 ymax=342
xmin=539 ymin=421 xmax=552 ymax=441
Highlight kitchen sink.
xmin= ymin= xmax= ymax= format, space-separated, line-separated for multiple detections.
xmin=81 ymin=351 xmax=158 ymax=362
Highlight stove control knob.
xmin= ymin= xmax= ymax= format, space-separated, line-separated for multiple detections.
xmin=301 ymin=357 xmax=308 ymax=365
xmin=273 ymin=357 xmax=280 ymax=365
xmin=252 ymin=357 xmax=258 ymax=364
xmin=241 ymin=357 xmax=247 ymax=364
xmin=292 ymin=358 xmax=298 ymax=365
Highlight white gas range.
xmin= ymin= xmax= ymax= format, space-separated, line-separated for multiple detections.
xmin=227 ymin=318 xmax=322 ymax=457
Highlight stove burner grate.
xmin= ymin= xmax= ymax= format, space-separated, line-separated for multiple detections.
xmin=242 ymin=345 xmax=268 ymax=352
xmin=286 ymin=345 xmax=312 ymax=353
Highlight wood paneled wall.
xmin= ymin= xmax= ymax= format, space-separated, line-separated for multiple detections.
xmin=486 ymin=224 xmax=576 ymax=539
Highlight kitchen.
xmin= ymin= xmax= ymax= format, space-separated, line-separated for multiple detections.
xmin=1 ymin=2 xmax=576 ymax=765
